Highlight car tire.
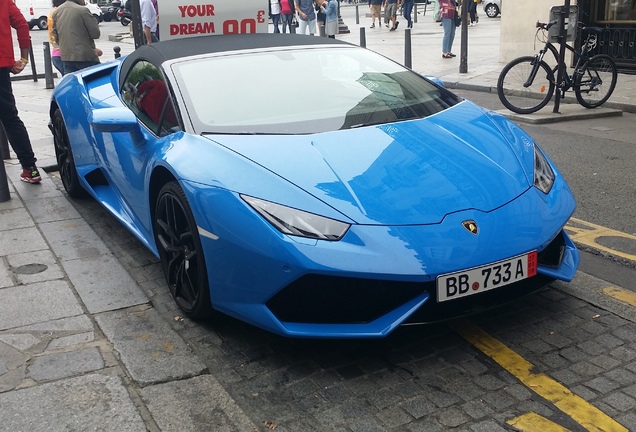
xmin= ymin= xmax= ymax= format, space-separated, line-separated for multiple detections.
xmin=154 ymin=181 xmax=213 ymax=320
xmin=37 ymin=16 xmax=47 ymax=30
xmin=93 ymin=13 xmax=102 ymax=22
xmin=52 ymin=109 xmax=88 ymax=199
xmin=485 ymin=3 xmax=499 ymax=18
xmin=121 ymin=17 xmax=130 ymax=26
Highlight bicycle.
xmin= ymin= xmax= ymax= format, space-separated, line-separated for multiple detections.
xmin=497 ymin=21 xmax=618 ymax=114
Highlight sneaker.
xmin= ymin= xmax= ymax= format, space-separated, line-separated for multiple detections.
xmin=20 ymin=166 xmax=41 ymax=183
xmin=370 ymin=23 xmax=375 ymax=28
xmin=389 ymin=26 xmax=395 ymax=31
xmin=395 ymin=21 xmax=399 ymax=29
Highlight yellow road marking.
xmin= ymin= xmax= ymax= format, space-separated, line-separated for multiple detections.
xmin=507 ymin=412 xmax=571 ymax=432
xmin=450 ymin=319 xmax=628 ymax=432
xmin=602 ymin=286 xmax=636 ymax=308
xmin=566 ymin=217 xmax=636 ymax=262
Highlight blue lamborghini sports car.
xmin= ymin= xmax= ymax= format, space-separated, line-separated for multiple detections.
xmin=49 ymin=34 xmax=579 ymax=338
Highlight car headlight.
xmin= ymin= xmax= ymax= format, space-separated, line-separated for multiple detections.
xmin=534 ymin=147 xmax=555 ymax=194
xmin=242 ymin=195 xmax=350 ymax=241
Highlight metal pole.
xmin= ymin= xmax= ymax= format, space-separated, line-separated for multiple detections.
xmin=405 ymin=28 xmax=412 ymax=69
xmin=459 ymin=0 xmax=468 ymax=73
xmin=414 ymin=3 xmax=417 ymax=23
xmin=355 ymin=4 xmax=359 ymax=24
xmin=553 ymin=0 xmax=571 ymax=113
xmin=359 ymin=26 xmax=366 ymax=48
xmin=43 ymin=42 xmax=55 ymax=89
xmin=0 ymin=125 xmax=11 ymax=202
xmin=28 ymin=40 xmax=37 ymax=82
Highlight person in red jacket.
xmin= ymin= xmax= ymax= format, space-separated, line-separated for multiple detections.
xmin=0 ymin=0 xmax=41 ymax=183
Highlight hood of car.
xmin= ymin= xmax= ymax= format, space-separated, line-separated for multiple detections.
xmin=206 ymin=101 xmax=533 ymax=225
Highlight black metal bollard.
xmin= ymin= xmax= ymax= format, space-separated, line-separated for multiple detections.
xmin=359 ymin=26 xmax=366 ymax=48
xmin=414 ymin=3 xmax=418 ymax=23
xmin=404 ymin=28 xmax=412 ymax=69
xmin=114 ymin=46 xmax=121 ymax=58
xmin=43 ymin=42 xmax=55 ymax=89
xmin=355 ymin=4 xmax=359 ymax=24
xmin=0 ymin=125 xmax=11 ymax=202
xmin=28 ymin=40 xmax=37 ymax=82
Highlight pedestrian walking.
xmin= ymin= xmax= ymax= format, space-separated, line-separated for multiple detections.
xmin=402 ymin=0 xmax=413 ymax=28
xmin=384 ymin=0 xmax=400 ymax=31
xmin=280 ymin=0 xmax=295 ymax=33
xmin=0 ymin=0 xmax=41 ymax=183
xmin=368 ymin=0 xmax=382 ymax=28
xmin=269 ymin=0 xmax=281 ymax=33
xmin=52 ymin=0 xmax=101 ymax=73
xmin=295 ymin=0 xmax=316 ymax=35
xmin=438 ymin=0 xmax=457 ymax=58
xmin=469 ymin=0 xmax=478 ymax=26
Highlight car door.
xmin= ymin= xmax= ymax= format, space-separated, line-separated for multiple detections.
xmin=106 ymin=60 xmax=182 ymax=239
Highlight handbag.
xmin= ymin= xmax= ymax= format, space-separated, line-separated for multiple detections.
xmin=455 ymin=10 xmax=461 ymax=26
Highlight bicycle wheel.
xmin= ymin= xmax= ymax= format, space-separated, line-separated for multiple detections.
xmin=497 ymin=56 xmax=555 ymax=114
xmin=574 ymin=54 xmax=617 ymax=109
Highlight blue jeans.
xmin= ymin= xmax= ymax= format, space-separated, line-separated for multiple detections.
xmin=402 ymin=1 xmax=413 ymax=24
xmin=272 ymin=13 xmax=280 ymax=33
xmin=62 ymin=61 xmax=100 ymax=74
xmin=281 ymin=14 xmax=294 ymax=33
xmin=52 ymin=55 xmax=64 ymax=76
xmin=442 ymin=18 xmax=456 ymax=53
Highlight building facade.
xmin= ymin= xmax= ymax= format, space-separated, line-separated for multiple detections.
xmin=578 ymin=0 xmax=636 ymax=71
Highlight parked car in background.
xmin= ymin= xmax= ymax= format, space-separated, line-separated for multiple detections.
xmin=85 ymin=1 xmax=103 ymax=22
xmin=483 ymin=0 xmax=501 ymax=18
xmin=15 ymin=0 xmax=50 ymax=30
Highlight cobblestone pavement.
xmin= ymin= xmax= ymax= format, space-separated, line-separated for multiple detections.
xmin=53 ymin=170 xmax=636 ymax=431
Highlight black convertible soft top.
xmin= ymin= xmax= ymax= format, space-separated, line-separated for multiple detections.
xmin=119 ymin=34 xmax=350 ymax=89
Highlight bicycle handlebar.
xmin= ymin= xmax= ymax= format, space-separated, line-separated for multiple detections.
xmin=535 ymin=20 xmax=558 ymax=30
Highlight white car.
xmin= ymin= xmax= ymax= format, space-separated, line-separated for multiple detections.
xmin=84 ymin=1 xmax=103 ymax=22
xmin=483 ymin=0 xmax=501 ymax=18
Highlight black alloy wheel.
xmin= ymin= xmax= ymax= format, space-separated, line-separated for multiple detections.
xmin=51 ymin=109 xmax=88 ymax=198
xmin=154 ymin=182 xmax=212 ymax=319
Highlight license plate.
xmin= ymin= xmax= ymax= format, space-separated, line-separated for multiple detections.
xmin=437 ymin=251 xmax=538 ymax=302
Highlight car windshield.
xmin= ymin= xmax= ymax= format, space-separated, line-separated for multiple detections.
xmin=171 ymin=46 xmax=461 ymax=135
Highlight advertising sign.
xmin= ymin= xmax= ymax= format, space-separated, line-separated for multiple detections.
xmin=161 ymin=0 xmax=268 ymax=40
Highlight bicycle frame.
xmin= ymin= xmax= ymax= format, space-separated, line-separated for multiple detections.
xmin=526 ymin=30 xmax=597 ymax=94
